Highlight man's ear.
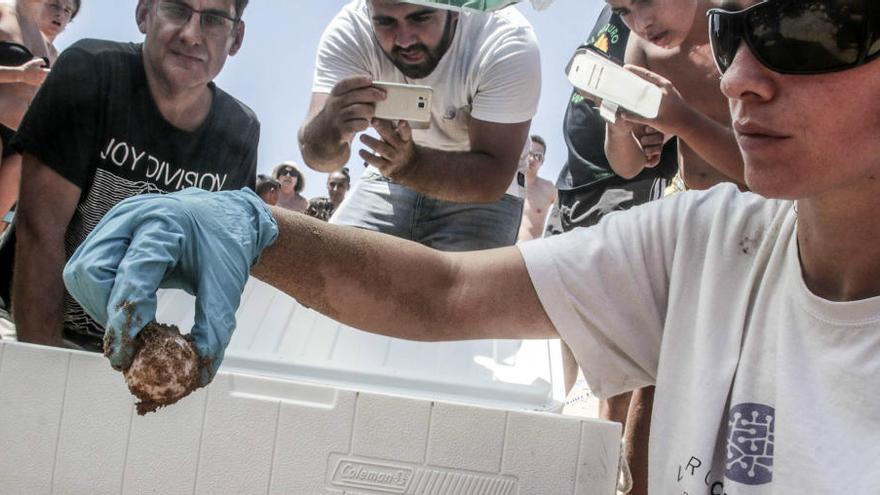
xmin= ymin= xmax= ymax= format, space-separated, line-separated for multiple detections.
xmin=229 ymin=21 xmax=245 ymax=56
xmin=135 ymin=0 xmax=149 ymax=34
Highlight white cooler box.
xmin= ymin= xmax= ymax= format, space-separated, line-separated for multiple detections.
xmin=0 ymin=279 xmax=621 ymax=494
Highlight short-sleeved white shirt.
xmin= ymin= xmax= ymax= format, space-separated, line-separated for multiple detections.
xmin=313 ymin=0 xmax=541 ymax=194
xmin=519 ymin=184 xmax=880 ymax=493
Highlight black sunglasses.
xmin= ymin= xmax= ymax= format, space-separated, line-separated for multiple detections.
xmin=709 ymin=1 xmax=880 ymax=75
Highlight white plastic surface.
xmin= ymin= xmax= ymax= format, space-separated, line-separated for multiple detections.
xmin=0 ymin=340 xmax=621 ymax=494
xmin=155 ymin=277 xmax=567 ymax=412
xmin=566 ymin=49 xmax=662 ymax=119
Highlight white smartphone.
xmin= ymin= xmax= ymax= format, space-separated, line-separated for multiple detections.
xmin=372 ymin=81 xmax=433 ymax=124
xmin=566 ymin=48 xmax=662 ymax=123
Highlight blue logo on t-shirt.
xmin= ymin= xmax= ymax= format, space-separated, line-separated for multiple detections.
xmin=726 ymin=402 xmax=774 ymax=485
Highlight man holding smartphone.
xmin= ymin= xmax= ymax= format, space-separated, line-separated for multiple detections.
xmin=298 ymin=0 xmax=540 ymax=250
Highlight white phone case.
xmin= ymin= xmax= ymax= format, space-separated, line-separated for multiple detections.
xmin=373 ymin=82 xmax=433 ymax=124
xmin=566 ymin=49 xmax=662 ymax=122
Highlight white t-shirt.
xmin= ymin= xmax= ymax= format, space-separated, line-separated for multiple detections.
xmin=519 ymin=184 xmax=880 ymax=493
xmin=313 ymin=0 xmax=541 ymax=195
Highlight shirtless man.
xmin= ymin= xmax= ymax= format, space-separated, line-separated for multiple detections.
xmin=605 ymin=0 xmax=745 ymax=190
xmin=517 ymin=135 xmax=556 ymax=242
xmin=0 ymin=0 xmax=77 ymax=231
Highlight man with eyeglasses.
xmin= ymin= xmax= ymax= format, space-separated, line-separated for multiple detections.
xmin=64 ymin=0 xmax=880 ymax=489
xmin=516 ymin=135 xmax=556 ymax=242
xmin=9 ymin=0 xmax=259 ymax=353
xmin=299 ymin=0 xmax=539 ymax=251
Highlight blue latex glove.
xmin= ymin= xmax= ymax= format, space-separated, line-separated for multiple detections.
xmin=63 ymin=188 xmax=278 ymax=386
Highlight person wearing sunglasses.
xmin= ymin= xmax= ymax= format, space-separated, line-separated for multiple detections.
xmin=9 ymin=0 xmax=260 ymax=354
xmin=271 ymin=161 xmax=309 ymax=214
xmin=63 ymin=1 xmax=880 ymax=490
xmin=603 ymin=0 xmax=747 ymax=192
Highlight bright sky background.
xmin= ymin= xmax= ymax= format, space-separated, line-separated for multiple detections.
xmin=57 ymin=0 xmax=605 ymax=199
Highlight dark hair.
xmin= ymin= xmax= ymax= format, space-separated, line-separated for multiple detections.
xmin=306 ymin=196 xmax=335 ymax=221
xmin=255 ymin=174 xmax=280 ymax=196
xmin=530 ymin=134 xmax=546 ymax=153
xmin=272 ymin=162 xmax=305 ymax=193
xmin=328 ymin=167 xmax=351 ymax=185
xmin=233 ymin=0 xmax=249 ymax=18
xmin=71 ymin=0 xmax=82 ymax=19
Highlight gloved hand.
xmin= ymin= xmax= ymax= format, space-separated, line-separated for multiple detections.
xmin=63 ymin=188 xmax=278 ymax=387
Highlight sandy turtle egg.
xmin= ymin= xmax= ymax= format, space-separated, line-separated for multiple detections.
xmin=123 ymin=323 xmax=200 ymax=415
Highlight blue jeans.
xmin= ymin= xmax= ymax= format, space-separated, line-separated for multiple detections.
xmin=331 ymin=172 xmax=523 ymax=251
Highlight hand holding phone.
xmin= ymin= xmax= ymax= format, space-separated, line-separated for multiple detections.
xmin=372 ymin=81 xmax=433 ymax=124
xmin=566 ymin=48 xmax=662 ymax=123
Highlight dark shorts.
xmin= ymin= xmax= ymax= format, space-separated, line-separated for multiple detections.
xmin=0 ymin=124 xmax=16 ymax=158
xmin=545 ymin=177 xmax=669 ymax=235
xmin=0 ymin=227 xmax=13 ymax=309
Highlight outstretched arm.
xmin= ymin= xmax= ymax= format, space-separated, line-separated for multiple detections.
xmin=252 ymin=206 xmax=557 ymax=341
xmin=63 ymin=189 xmax=558 ymax=386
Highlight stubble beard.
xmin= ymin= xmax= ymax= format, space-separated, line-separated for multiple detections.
xmin=384 ymin=13 xmax=456 ymax=79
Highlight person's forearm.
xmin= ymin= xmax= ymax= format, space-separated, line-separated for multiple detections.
xmin=298 ymin=111 xmax=351 ymax=173
xmin=395 ymin=145 xmax=513 ymax=203
xmin=605 ymin=124 xmax=647 ymax=179
xmin=672 ymin=109 xmax=746 ymax=186
xmin=12 ymin=224 xmax=66 ymax=346
xmin=250 ymin=207 xmax=553 ymax=342
xmin=251 ymin=208 xmax=458 ymax=340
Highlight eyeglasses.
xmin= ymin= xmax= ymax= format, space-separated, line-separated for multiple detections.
xmin=156 ymin=1 xmax=239 ymax=39
xmin=528 ymin=151 xmax=544 ymax=161
xmin=46 ymin=1 xmax=74 ymax=19
xmin=278 ymin=169 xmax=298 ymax=178
xmin=708 ymin=1 xmax=880 ymax=75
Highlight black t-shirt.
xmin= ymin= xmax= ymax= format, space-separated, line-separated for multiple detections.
xmin=12 ymin=39 xmax=260 ymax=339
xmin=555 ymin=7 xmax=677 ymax=192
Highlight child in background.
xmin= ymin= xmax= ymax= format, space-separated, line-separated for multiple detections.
xmin=256 ymin=174 xmax=280 ymax=206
